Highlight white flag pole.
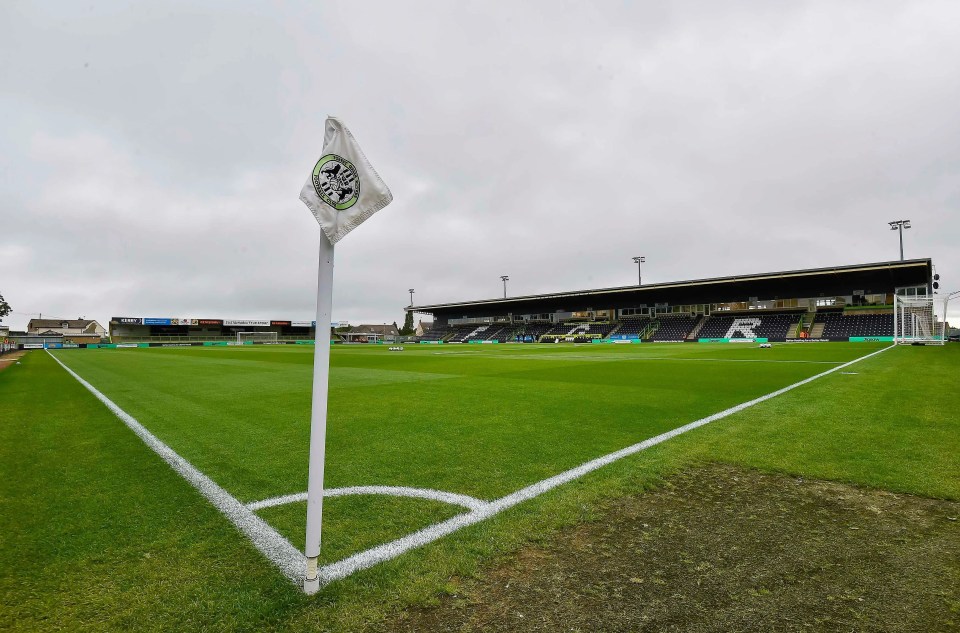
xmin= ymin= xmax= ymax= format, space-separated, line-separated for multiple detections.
xmin=303 ymin=231 xmax=335 ymax=593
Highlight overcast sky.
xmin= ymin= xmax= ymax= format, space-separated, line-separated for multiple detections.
xmin=2 ymin=0 xmax=958 ymax=331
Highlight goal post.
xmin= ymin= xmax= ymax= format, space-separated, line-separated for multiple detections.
xmin=236 ymin=331 xmax=279 ymax=345
xmin=893 ymin=295 xmax=944 ymax=345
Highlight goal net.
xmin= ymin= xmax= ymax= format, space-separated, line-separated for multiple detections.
xmin=237 ymin=331 xmax=279 ymax=344
xmin=894 ymin=295 xmax=944 ymax=345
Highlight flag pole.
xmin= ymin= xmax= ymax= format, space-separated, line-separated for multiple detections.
xmin=303 ymin=231 xmax=335 ymax=593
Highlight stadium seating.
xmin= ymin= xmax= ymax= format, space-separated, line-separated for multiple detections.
xmin=612 ymin=317 xmax=651 ymax=338
xmin=418 ymin=324 xmax=452 ymax=341
xmin=814 ymin=311 xmax=893 ymax=338
xmin=648 ymin=315 xmax=698 ymax=341
xmin=487 ymin=325 xmax=520 ymax=342
xmin=540 ymin=322 xmax=616 ymax=341
xmin=448 ymin=324 xmax=490 ymax=342
xmin=696 ymin=312 xmax=797 ymax=340
xmin=521 ymin=323 xmax=553 ymax=341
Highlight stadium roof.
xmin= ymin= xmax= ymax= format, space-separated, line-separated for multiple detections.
xmin=409 ymin=259 xmax=933 ymax=317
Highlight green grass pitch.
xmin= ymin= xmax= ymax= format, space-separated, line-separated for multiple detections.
xmin=2 ymin=342 xmax=958 ymax=630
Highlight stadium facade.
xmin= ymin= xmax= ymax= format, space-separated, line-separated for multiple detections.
xmin=408 ymin=259 xmax=935 ymax=344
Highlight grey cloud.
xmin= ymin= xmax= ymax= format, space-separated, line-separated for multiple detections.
xmin=2 ymin=0 xmax=958 ymax=329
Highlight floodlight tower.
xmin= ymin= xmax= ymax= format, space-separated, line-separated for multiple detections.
xmin=501 ymin=275 xmax=509 ymax=298
xmin=888 ymin=220 xmax=911 ymax=261
xmin=408 ymin=288 xmax=415 ymax=306
xmin=942 ymin=289 xmax=960 ymax=343
xmin=632 ymin=256 xmax=646 ymax=286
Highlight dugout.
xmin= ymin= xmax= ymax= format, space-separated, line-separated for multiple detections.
xmin=409 ymin=259 xmax=935 ymax=330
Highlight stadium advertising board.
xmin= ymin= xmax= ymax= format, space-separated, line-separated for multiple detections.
xmin=113 ymin=317 xmax=142 ymax=325
xmin=699 ymin=338 xmax=769 ymax=343
xmin=144 ymin=318 xmax=172 ymax=326
xmin=292 ymin=321 xmax=314 ymax=328
xmin=197 ymin=319 xmax=223 ymax=326
xmin=849 ymin=336 xmax=894 ymax=342
xmin=223 ymin=319 xmax=270 ymax=327
xmin=271 ymin=321 xmax=291 ymax=327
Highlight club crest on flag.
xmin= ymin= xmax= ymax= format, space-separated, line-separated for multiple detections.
xmin=312 ymin=154 xmax=359 ymax=211
xmin=300 ymin=117 xmax=393 ymax=245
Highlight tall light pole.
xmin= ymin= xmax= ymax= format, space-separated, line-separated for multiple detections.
xmin=408 ymin=288 xmax=415 ymax=306
xmin=888 ymin=220 xmax=911 ymax=261
xmin=632 ymin=256 xmax=645 ymax=286
xmin=500 ymin=275 xmax=509 ymax=298
xmin=943 ymin=289 xmax=960 ymax=343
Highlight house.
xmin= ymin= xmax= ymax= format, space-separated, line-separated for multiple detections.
xmin=415 ymin=320 xmax=433 ymax=337
xmin=26 ymin=318 xmax=106 ymax=343
xmin=341 ymin=323 xmax=400 ymax=343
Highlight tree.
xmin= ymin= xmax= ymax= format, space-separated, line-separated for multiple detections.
xmin=400 ymin=310 xmax=415 ymax=336
xmin=0 ymin=293 xmax=10 ymax=321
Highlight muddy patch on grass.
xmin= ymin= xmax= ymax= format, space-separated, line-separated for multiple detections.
xmin=0 ymin=351 xmax=26 ymax=374
xmin=383 ymin=464 xmax=960 ymax=632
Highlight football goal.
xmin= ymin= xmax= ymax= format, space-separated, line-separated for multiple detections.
xmin=237 ymin=331 xmax=279 ymax=344
xmin=893 ymin=295 xmax=943 ymax=345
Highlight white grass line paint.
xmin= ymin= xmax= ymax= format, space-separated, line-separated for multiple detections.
xmin=309 ymin=344 xmax=895 ymax=592
xmin=248 ymin=486 xmax=488 ymax=513
xmin=46 ymin=350 xmax=305 ymax=583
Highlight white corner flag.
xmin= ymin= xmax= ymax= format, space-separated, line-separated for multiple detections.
xmin=300 ymin=117 xmax=393 ymax=245
xmin=300 ymin=117 xmax=392 ymax=594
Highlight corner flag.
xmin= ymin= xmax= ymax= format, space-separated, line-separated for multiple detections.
xmin=301 ymin=117 xmax=392 ymax=593
xmin=300 ymin=117 xmax=393 ymax=245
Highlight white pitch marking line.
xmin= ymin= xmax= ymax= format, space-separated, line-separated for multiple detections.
xmin=46 ymin=350 xmax=306 ymax=583
xmin=248 ymin=486 xmax=488 ymax=513
xmin=307 ymin=344 xmax=895 ymax=592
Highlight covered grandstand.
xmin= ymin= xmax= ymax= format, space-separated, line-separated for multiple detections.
xmin=408 ymin=259 xmax=935 ymax=343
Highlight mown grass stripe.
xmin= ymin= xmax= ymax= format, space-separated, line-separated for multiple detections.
xmin=311 ymin=344 xmax=894 ymax=590
xmin=46 ymin=350 xmax=306 ymax=584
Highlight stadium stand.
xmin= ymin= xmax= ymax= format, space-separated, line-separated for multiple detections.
xmin=814 ymin=311 xmax=894 ymax=338
xmin=460 ymin=323 xmax=515 ymax=342
xmin=696 ymin=312 xmax=797 ymax=340
xmin=612 ymin=316 xmax=651 ymax=338
xmin=521 ymin=323 xmax=554 ymax=341
xmin=648 ymin=315 xmax=698 ymax=341
xmin=448 ymin=324 xmax=489 ymax=342
xmin=419 ymin=324 xmax=452 ymax=341
xmin=486 ymin=325 xmax=520 ymax=342
xmin=420 ymin=309 xmax=893 ymax=344
xmin=541 ymin=322 xmax=616 ymax=341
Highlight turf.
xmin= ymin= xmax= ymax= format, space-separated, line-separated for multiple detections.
xmin=384 ymin=464 xmax=960 ymax=632
xmin=2 ymin=342 xmax=958 ymax=631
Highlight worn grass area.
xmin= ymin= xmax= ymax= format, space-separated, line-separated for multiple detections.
xmin=1 ymin=342 xmax=958 ymax=631
xmin=384 ymin=464 xmax=960 ymax=632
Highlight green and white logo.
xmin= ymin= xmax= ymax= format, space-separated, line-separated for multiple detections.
xmin=312 ymin=154 xmax=360 ymax=210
